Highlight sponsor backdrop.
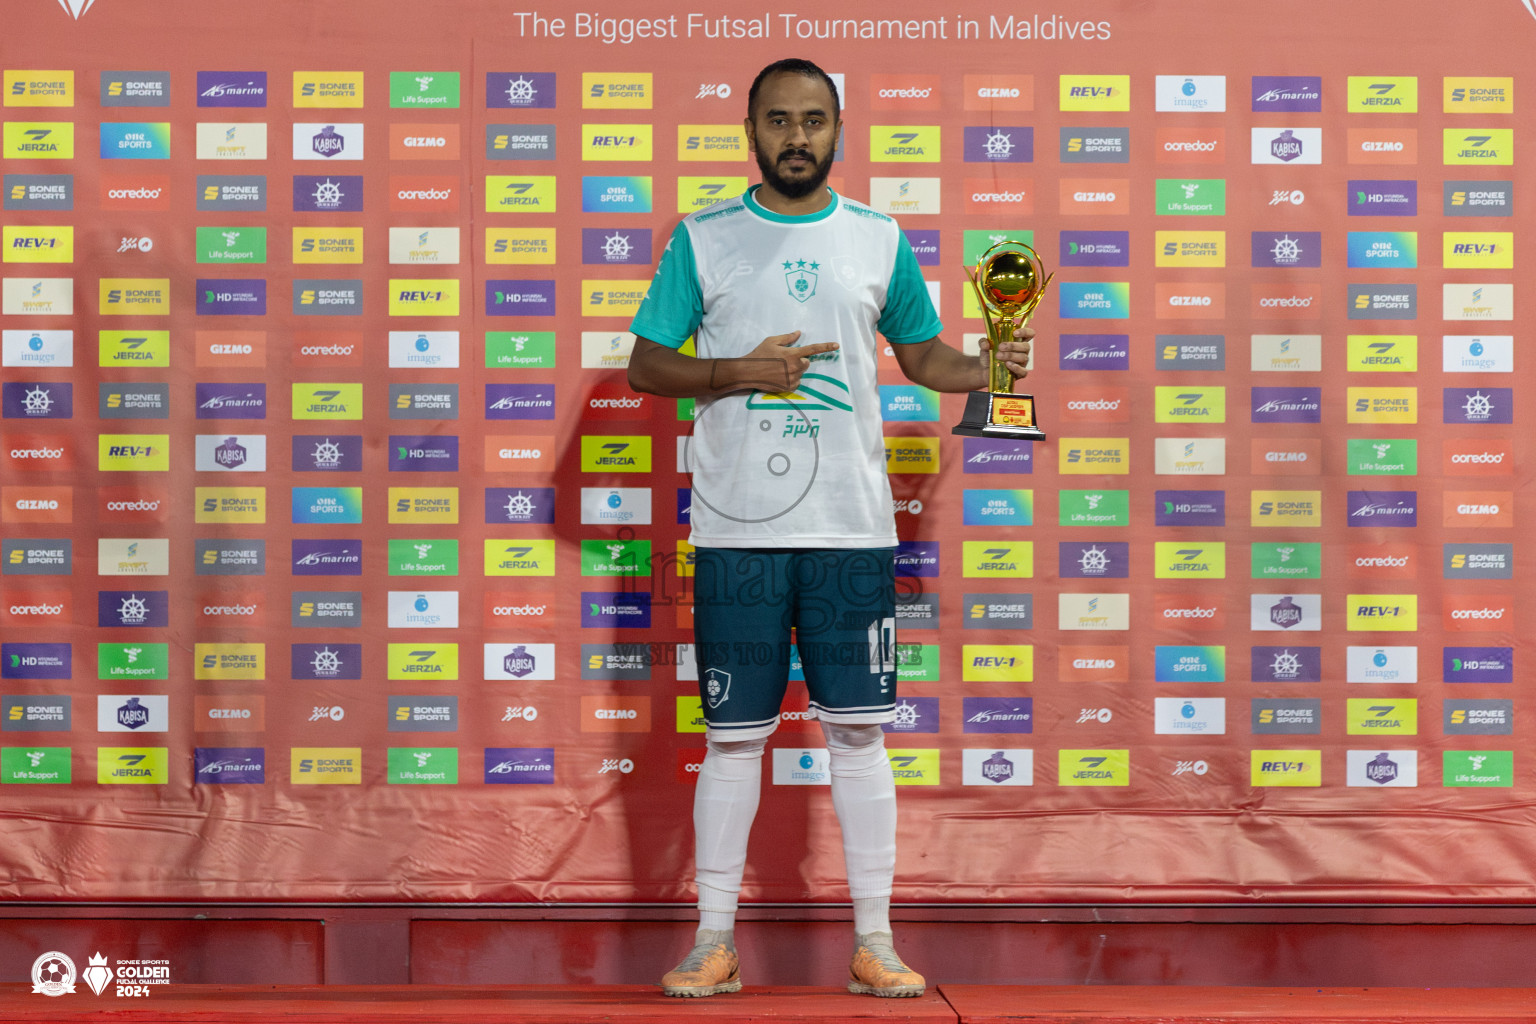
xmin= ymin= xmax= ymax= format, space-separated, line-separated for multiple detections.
xmin=0 ymin=0 xmax=1531 ymax=902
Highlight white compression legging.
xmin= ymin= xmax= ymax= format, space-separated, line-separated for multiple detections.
xmin=693 ymin=721 xmax=896 ymax=910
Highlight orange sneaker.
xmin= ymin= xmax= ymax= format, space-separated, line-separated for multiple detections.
xmin=848 ymin=932 xmax=925 ymax=997
xmin=659 ymin=930 xmax=742 ymax=997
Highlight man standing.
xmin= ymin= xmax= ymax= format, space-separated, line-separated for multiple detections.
xmin=627 ymin=58 xmax=1033 ymax=998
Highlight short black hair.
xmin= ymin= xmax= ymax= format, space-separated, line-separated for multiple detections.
xmin=747 ymin=58 xmax=840 ymax=120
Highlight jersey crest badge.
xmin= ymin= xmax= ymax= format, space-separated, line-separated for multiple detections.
xmin=705 ymin=667 xmax=732 ymax=708
xmin=782 ymin=258 xmax=820 ymax=302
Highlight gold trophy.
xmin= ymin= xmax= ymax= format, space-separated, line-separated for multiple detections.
xmin=952 ymin=240 xmax=1052 ymax=439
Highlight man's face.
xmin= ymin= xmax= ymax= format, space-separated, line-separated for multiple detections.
xmin=745 ymin=71 xmax=841 ymax=200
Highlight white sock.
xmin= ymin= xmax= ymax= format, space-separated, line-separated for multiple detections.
xmin=821 ymin=722 xmax=897 ymax=930
xmin=852 ymin=897 xmax=892 ymax=937
xmin=692 ymin=735 xmax=767 ymax=935
xmin=697 ymin=886 xmax=737 ymax=936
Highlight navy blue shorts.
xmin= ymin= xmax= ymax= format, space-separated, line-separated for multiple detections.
xmin=692 ymin=547 xmax=897 ymax=739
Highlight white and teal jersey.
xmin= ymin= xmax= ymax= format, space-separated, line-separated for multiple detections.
xmin=631 ymin=186 xmax=941 ymax=548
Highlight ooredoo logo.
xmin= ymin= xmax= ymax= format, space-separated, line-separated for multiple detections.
xmin=98 ymin=485 xmax=169 ymax=523
xmin=292 ymin=331 xmax=362 ymax=367
xmin=1058 ymin=386 xmax=1129 ymax=423
xmin=1155 ymin=127 xmax=1225 ymax=163
xmin=197 ymin=592 xmax=265 ymax=625
xmin=1443 ymin=439 xmax=1512 ymax=476
xmin=870 ymin=74 xmax=940 ymax=110
xmin=963 ymin=178 xmax=1031 ymax=213
xmin=100 ymin=174 xmax=171 ymax=211
xmin=1153 ymin=594 xmax=1225 ymax=630
xmin=1346 ymin=543 xmax=1416 ymax=579
xmin=583 ymin=382 xmax=650 ymax=420
xmin=1251 ymin=284 xmax=1322 ymax=319
xmin=484 ymin=591 xmax=553 ymax=627
xmin=1443 ymin=595 xmax=1511 ymax=632
xmin=0 ymin=587 xmax=69 ymax=624
xmin=2 ymin=433 xmax=72 ymax=471
xmin=390 ymin=175 xmax=458 ymax=211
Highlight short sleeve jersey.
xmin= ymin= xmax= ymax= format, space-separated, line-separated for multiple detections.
xmin=630 ymin=186 xmax=941 ymax=548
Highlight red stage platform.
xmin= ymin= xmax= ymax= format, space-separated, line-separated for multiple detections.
xmin=2 ymin=985 xmax=1535 ymax=1023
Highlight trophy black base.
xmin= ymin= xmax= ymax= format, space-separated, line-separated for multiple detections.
xmin=951 ymin=390 xmax=1047 ymax=440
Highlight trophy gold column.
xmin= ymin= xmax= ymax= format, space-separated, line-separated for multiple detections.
xmin=952 ymin=240 xmax=1052 ymax=439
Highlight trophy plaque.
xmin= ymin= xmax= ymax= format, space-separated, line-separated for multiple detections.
xmin=952 ymin=240 xmax=1052 ymax=440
